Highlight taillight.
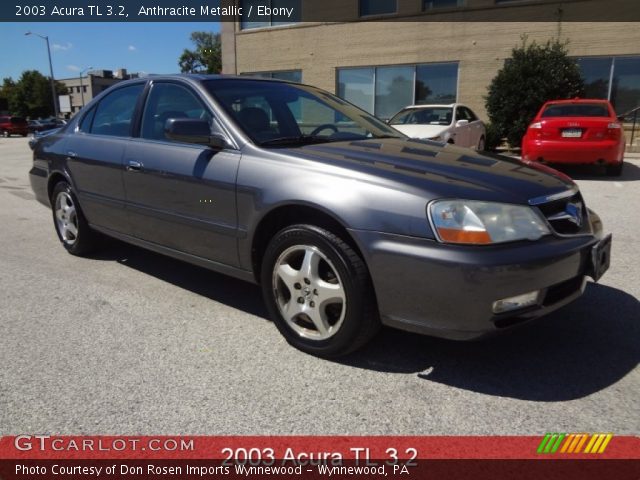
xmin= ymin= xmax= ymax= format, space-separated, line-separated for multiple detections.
xmin=607 ymin=122 xmax=622 ymax=138
xmin=529 ymin=122 xmax=542 ymax=130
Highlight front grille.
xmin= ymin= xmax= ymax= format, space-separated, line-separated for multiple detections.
xmin=535 ymin=191 xmax=591 ymax=236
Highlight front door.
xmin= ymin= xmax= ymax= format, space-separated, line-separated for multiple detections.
xmin=123 ymin=81 xmax=240 ymax=267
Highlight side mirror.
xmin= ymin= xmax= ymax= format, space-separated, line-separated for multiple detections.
xmin=165 ymin=118 xmax=228 ymax=149
xmin=455 ymin=119 xmax=469 ymax=127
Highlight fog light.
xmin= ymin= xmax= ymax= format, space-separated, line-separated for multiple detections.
xmin=492 ymin=291 xmax=541 ymax=314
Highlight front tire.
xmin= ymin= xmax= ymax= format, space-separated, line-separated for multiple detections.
xmin=261 ymin=224 xmax=379 ymax=357
xmin=51 ymin=181 xmax=101 ymax=256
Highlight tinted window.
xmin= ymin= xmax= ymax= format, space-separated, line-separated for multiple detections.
xmin=374 ymin=66 xmax=414 ymax=120
xmin=90 ymin=84 xmax=144 ymax=137
xmin=79 ymin=106 xmax=97 ymax=132
xmin=424 ymin=0 xmax=464 ymax=9
xmin=141 ymin=83 xmax=213 ymax=141
xmin=205 ymin=79 xmax=402 ymax=145
xmin=415 ymin=63 xmax=458 ymax=104
xmin=360 ymin=0 xmax=396 ymax=16
xmin=541 ymin=103 xmax=610 ymax=118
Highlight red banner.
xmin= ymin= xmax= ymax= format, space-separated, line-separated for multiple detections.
xmin=0 ymin=435 xmax=638 ymax=479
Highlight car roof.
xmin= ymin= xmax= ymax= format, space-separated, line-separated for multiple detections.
xmin=401 ymin=103 xmax=459 ymax=109
xmin=543 ymin=98 xmax=610 ymax=105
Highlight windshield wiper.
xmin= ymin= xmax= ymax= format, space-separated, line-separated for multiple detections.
xmin=258 ymin=135 xmax=332 ymax=147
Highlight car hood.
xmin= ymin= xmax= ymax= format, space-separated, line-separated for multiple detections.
xmin=390 ymin=124 xmax=447 ymax=139
xmin=276 ymin=138 xmax=574 ymax=205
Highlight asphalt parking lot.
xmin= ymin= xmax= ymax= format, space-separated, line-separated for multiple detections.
xmin=0 ymin=136 xmax=638 ymax=435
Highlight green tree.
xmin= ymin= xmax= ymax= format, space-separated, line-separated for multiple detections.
xmin=0 ymin=77 xmax=16 ymax=112
xmin=179 ymin=32 xmax=222 ymax=74
xmin=485 ymin=37 xmax=585 ymax=148
xmin=5 ymin=70 xmax=66 ymax=118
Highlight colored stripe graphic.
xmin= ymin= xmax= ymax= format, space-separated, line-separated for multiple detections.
xmin=537 ymin=433 xmax=613 ymax=454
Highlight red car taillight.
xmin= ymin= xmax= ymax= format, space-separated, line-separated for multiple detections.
xmin=607 ymin=122 xmax=622 ymax=139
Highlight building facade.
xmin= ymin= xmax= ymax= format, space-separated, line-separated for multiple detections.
xmin=58 ymin=68 xmax=138 ymax=116
xmin=221 ymin=0 xmax=640 ymax=126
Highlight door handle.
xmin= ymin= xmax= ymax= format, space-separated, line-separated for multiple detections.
xmin=126 ymin=160 xmax=142 ymax=171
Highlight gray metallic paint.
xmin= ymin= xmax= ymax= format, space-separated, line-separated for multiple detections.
xmin=29 ymin=75 xmax=607 ymax=339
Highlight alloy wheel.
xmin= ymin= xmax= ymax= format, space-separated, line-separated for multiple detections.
xmin=54 ymin=191 xmax=79 ymax=245
xmin=272 ymin=245 xmax=346 ymax=340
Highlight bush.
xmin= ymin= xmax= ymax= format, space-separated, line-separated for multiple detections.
xmin=485 ymin=36 xmax=584 ymax=149
xmin=483 ymin=122 xmax=504 ymax=152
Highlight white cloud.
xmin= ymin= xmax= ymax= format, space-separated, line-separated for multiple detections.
xmin=51 ymin=42 xmax=72 ymax=51
xmin=66 ymin=65 xmax=81 ymax=72
xmin=128 ymin=45 xmax=136 ymax=51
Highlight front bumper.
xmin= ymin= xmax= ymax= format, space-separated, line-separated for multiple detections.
xmin=351 ymin=222 xmax=609 ymax=340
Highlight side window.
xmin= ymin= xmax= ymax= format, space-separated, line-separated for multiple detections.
xmin=78 ymin=105 xmax=97 ymax=133
xmin=141 ymin=83 xmax=214 ymax=141
xmin=462 ymin=107 xmax=477 ymax=122
xmin=90 ymin=84 xmax=144 ymax=137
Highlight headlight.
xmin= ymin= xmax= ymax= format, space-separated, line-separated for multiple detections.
xmin=428 ymin=200 xmax=550 ymax=245
xmin=428 ymin=135 xmax=443 ymax=141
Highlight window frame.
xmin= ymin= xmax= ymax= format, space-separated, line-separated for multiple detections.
xmin=80 ymin=81 xmax=146 ymax=138
xmin=239 ymin=0 xmax=302 ymax=30
xmin=139 ymin=80 xmax=221 ymax=144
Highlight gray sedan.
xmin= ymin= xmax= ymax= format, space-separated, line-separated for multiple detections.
xmin=29 ymin=75 xmax=611 ymax=357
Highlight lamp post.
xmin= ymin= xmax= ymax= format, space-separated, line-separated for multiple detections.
xmin=79 ymin=66 xmax=93 ymax=108
xmin=25 ymin=31 xmax=59 ymax=118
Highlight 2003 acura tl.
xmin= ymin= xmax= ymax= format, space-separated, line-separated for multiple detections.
xmin=30 ymin=75 xmax=612 ymax=357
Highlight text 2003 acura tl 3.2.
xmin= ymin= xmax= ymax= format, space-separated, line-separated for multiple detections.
xmin=30 ymin=76 xmax=612 ymax=357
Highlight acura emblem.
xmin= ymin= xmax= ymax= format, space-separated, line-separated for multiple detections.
xmin=565 ymin=202 xmax=583 ymax=227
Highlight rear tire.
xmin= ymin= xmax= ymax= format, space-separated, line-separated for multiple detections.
xmin=477 ymin=136 xmax=485 ymax=151
xmin=51 ymin=181 xmax=101 ymax=256
xmin=606 ymin=162 xmax=623 ymax=177
xmin=261 ymin=224 xmax=379 ymax=358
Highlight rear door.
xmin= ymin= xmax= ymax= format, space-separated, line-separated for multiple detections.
xmin=453 ymin=106 xmax=471 ymax=146
xmin=461 ymin=107 xmax=484 ymax=148
xmin=64 ymin=82 xmax=145 ymax=233
xmin=122 ymin=80 xmax=241 ymax=266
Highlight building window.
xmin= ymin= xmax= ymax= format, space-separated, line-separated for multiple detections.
xmin=576 ymin=55 xmax=640 ymax=114
xmin=424 ymin=0 xmax=465 ymax=10
xmin=240 ymin=0 xmax=301 ymax=30
xmin=337 ymin=62 xmax=458 ymax=120
xmin=416 ymin=63 xmax=459 ymax=104
xmin=360 ymin=0 xmax=396 ymax=17
xmin=241 ymin=70 xmax=302 ymax=82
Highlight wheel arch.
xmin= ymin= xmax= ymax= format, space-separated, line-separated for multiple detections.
xmin=47 ymin=171 xmax=71 ymax=202
xmin=250 ymin=203 xmax=367 ymax=283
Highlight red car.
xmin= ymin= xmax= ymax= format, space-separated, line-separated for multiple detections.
xmin=521 ymin=99 xmax=625 ymax=176
xmin=0 ymin=116 xmax=29 ymax=137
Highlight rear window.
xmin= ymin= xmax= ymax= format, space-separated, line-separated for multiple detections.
xmin=541 ymin=103 xmax=610 ymax=118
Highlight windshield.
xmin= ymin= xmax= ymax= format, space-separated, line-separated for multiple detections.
xmin=389 ymin=107 xmax=453 ymax=126
xmin=541 ymin=103 xmax=610 ymax=118
xmin=204 ymin=79 xmax=404 ymax=146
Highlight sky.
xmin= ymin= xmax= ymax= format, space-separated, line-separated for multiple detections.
xmin=0 ymin=22 xmax=220 ymax=81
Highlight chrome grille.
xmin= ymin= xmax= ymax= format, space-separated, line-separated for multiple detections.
xmin=535 ymin=191 xmax=591 ymax=236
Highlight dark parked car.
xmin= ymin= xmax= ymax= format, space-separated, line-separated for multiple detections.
xmin=29 ymin=75 xmax=612 ymax=357
xmin=0 ymin=115 xmax=28 ymax=137
xmin=28 ymin=119 xmax=55 ymax=134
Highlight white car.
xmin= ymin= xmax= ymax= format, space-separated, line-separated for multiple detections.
xmin=389 ymin=104 xmax=486 ymax=150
